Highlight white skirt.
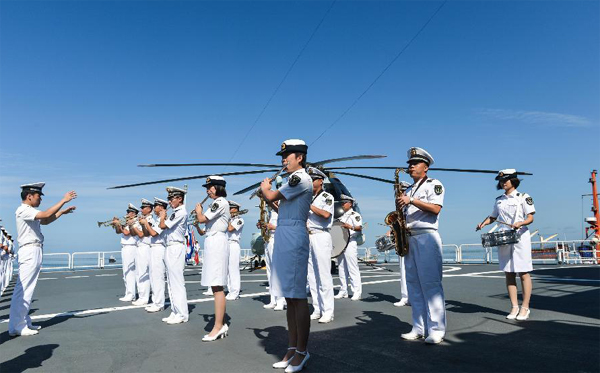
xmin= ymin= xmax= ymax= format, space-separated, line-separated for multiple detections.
xmin=271 ymin=219 xmax=309 ymax=299
xmin=498 ymin=228 xmax=533 ymax=273
xmin=201 ymin=233 xmax=230 ymax=286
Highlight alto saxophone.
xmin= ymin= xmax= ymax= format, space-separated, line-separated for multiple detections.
xmin=384 ymin=168 xmax=410 ymax=256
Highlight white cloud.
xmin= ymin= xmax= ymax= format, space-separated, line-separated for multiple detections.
xmin=476 ymin=108 xmax=593 ymax=128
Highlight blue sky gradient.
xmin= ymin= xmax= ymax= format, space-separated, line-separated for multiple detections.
xmin=1 ymin=0 xmax=598 ymax=253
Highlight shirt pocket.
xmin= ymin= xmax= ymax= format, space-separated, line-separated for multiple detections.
xmin=501 ymin=201 xmax=519 ymax=222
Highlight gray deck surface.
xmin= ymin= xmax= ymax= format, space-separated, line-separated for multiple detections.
xmin=1 ymin=263 xmax=599 ymax=373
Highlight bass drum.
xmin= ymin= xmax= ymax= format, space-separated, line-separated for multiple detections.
xmin=250 ymin=232 xmax=266 ymax=256
xmin=331 ymin=221 xmax=350 ymax=258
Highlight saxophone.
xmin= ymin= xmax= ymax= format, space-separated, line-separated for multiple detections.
xmin=384 ymin=168 xmax=410 ymax=256
xmin=258 ymin=198 xmax=271 ymax=243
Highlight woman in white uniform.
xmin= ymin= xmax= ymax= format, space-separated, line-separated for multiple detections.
xmin=195 ymin=176 xmax=231 ymax=341
xmin=477 ymin=169 xmax=535 ymax=320
xmin=260 ymin=139 xmax=312 ymax=373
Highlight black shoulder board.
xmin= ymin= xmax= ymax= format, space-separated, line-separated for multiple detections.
xmin=169 ymin=213 xmax=176 ymax=221
xmin=496 ymin=195 xmax=503 ymax=200
xmin=211 ymin=203 xmax=219 ymax=212
xmin=427 ymin=179 xmax=433 ymax=183
xmin=322 ymin=192 xmax=329 ymax=198
xmin=289 ymin=174 xmax=301 ymax=187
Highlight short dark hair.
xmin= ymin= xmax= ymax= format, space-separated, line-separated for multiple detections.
xmin=21 ymin=191 xmax=39 ymax=201
xmin=497 ymin=177 xmax=520 ymax=190
xmin=296 ymin=153 xmax=307 ymax=168
xmin=214 ymin=185 xmax=227 ymax=198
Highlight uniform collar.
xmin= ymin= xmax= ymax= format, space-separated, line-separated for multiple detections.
xmin=507 ymin=189 xmax=519 ymax=197
xmin=173 ymin=205 xmax=184 ymax=211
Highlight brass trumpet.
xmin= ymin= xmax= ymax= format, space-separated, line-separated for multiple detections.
xmin=97 ymin=215 xmax=138 ymax=228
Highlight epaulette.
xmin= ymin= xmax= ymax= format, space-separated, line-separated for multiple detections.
xmin=496 ymin=195 xmax=503 ymax=200
xmin=322 ymin=192 xmax=329 ymax=198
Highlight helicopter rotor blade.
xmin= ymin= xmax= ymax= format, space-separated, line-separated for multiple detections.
xmin=138 ymin=162 xmax=280 ymax=168
xmin=310 ymin=155 xmax=386 ymax=167
xmin=108 ymin=169 xmax=279 ymax=189
xmin=329 ymin=171 xmax=395 ymax=184
xmin=326 ymin=166 xmax=533 ymax=175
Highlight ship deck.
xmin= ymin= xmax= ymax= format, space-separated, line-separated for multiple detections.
xmin=1 ymin=263 xmax=599 ymax=373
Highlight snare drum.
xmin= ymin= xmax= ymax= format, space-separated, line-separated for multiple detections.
xmin=330 ymin=221 xmax=350 ymax=258
xmin=375 ymin=236 xmax=395 ymax=253
xmin=481 ymin=229 xmax=519 ymax=248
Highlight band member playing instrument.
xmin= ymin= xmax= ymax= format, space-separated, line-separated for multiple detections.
xmin=335 ymin=194 xmax=363 ymax=301
xmin=138 ymin=198 xmax=168 ymax=312
xmin=260 ymin=139 xmax=313 ymax=372
xmin=195 ymin=176 xmax=231 ymax=341
xmin=9 ymin=183 xmax=77 ymax=337
xmin=130 ymin=199 xmax=154 ymax=306
xmin=114 ymin=204 xmax=140 ymax=302
xmin=226 ymin=200 xmax=244 ymax=301
xmin=159 ymin=187 xmax=189 ymax=324
xmin=476 ymin=169 xmax=535 ymax=320
xmin=397 ymin=147 xmax=446 ymax=344
xmin=306 ymin=167 xmax=335 ymax=323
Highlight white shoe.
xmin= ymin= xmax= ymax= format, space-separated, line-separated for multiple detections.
xmin=274 ymin=303 xmax=286 ymax=311
xmin=516 ymin=307 xmax=531 ymax=321
xmin=334 ymin=292 xmax=348 ymax=299
xmin=225 ymin=294 xmax=240 ymax=301
xmin=351 ymin=293 xmax=362 ymax=301
xmin=166 ymin=316 xmax=188 ymax=325
xmin=310 ymin=312 xmax=321 ymax=320
xmin=318 ymin=314 xmax=334 ymax=324
xmin=132 ymin=299 xmax=148 ymax=306
xmin=202 ymin=324 xmax=228 ymax=341
xmin=394 ymin=299 xmax=410 ymax=307
xmin=162 ymin=313 xmax=176 ymax=322
xmin=145 ymin=305 xmax=163 ymax=313
xmin=506 ymin=306 xmax=520 ymax=320
xmin=203 ymin=290 xmax=213 ymax=296
xmin=9 ymin=327 xmax=39 ymax=337
xmin=285 ymin=351 xmax=310 ymax=373
xmin=263 ymin=303 xmax=276 ymax=309
xmin=119 ymin=296 xmax=134 ymax=302
xmin=401 ymin=330 xmax=424 ymax=340
xmin=425 ymin=333 xmax=444 ymax=344
xmin=27 ymin=324 xmax=42 ymax=331
xmin=273 ymin=348 xmax=296 ymax=369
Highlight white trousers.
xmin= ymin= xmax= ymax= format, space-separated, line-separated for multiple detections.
xmin=399 ymin=255 xmax=408 ymax=300
xmin=337 ymin=240 xmax=362 ymax=295
xmin=405 ymin=231 xmax=446 ymax=336
xmin=136 ymin=243 xmax=151 ymax=302
xmin=8 ymin=245 xmax=42 ymax=333
xmin=165 ymin=243 xmax=189 ymax=319
xmin=308 ymin=231 xmax=334 ymax=316
xmin=265 ymin=237 xmax=285 ymax=306
xmin=149 ymin=244 xmax=166 ymax=308
xmin=121 ymin=244 xmax=137 ymax=299
xmin=0 ymin=256 xmax=5 ymax=295
xmin=227 ymin=241 xmax=241 ymax=297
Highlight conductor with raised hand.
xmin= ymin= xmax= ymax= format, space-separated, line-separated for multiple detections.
xmin=9 ymin=183 xmax=77 ymax=337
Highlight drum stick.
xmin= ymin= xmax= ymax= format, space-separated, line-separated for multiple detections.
xmin=476 ymin=216 xmax=514 ymax=231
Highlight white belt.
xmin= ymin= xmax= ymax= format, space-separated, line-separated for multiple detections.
xmin=166 ymin=241 xmax=185 ymax=246
xmin=19 ymin=242 xmax=43 ymax=249
xmin=408 ymin=228 xmax=437 ymax=236
xmin=308 ymin=228 xmax=330 ymax=235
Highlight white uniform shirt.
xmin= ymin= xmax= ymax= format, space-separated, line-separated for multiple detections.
xmin=339 ymin=209 xmax=362 ymax=240
xmin=490 ymin=189 xmax=535 ymax=228
xmin=268 ymin=209 xmax=278 ymax=234
xmin=204 ymin=197 xmax=230 ymax=236
xmin=15 ymin=203 xmax=44 ymax=247
xmin=138 ymin=214 xmax=155 ymax=245
xmin=149 ymin=213 xmax=165 ymax=245
xmin=404 ymin=178 xmax=445 ymax=230
xmin=307 ymin=191 xmax=334 ymax=230
xmin=227 ymin=216 xmax=244 ymax=242
xmin=164 ymin=205 xmax=188 ymax=244
xmin=120 ymin=225 xmax=138 ymax=245
xmin=278 ymin=169 xmax=313 ymax=221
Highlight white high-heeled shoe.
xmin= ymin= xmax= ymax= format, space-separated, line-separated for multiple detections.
xmin=516 ymin=307 xmax=531 ymax=321
xmin=273 ymin=347 xmax=296 ymax=369
xmin=285 ymin=351 xmax=310 ymax=373
xmin=202 ymin=324 xmax=229 ymax=342
xmin=506 ymin=306 xmax=520 ymax=320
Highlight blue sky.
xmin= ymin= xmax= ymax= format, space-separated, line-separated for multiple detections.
xmin=1 ymin=0 xmax=598 ymax=254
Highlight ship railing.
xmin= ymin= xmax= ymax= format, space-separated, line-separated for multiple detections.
xmin=365 ymin=244 xmax=460 ymax=264
xmin=40 ymin=253 xmax=72 ymax=271
xmin=72 ymin=251 xmax=123 ymax=270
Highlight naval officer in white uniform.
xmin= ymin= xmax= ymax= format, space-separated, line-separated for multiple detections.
xmin=139 ymin=198 xmax=168 ymax=312
xmin=397 ymin=147 xmax=447 ymax=344
xmin=195 ymin=176 xmax=231 ymax=341
xmin=113 ymin=204 xmax=140 ymax=302
xmin=159 ymin=187 xmax=189 ymax=324
xmin=226 ymin=200 xmax=244 ymax=301
xmin=476 ymin=169 xmax=536 ymax=321
xmin=260 ymin=139 xmax=313 ymax=373
xmin=306 ymin=167 xmax=335 ymax=323
xmin=130 ymin=199 xmax=154 ymax=306
xmin=9 ymin=183 xmax=77 ymax=337
xmin=335 ymin=195 xmax=363 ymax=301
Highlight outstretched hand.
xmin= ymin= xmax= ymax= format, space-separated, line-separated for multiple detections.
xmin=63 ymin=191 xmax=77 ymax=202
xmin=63 ymin=206 xmax=77 ymax=214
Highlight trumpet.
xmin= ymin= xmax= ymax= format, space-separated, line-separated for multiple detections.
xmin=97 ymin=215 xmax=138 ymax=228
